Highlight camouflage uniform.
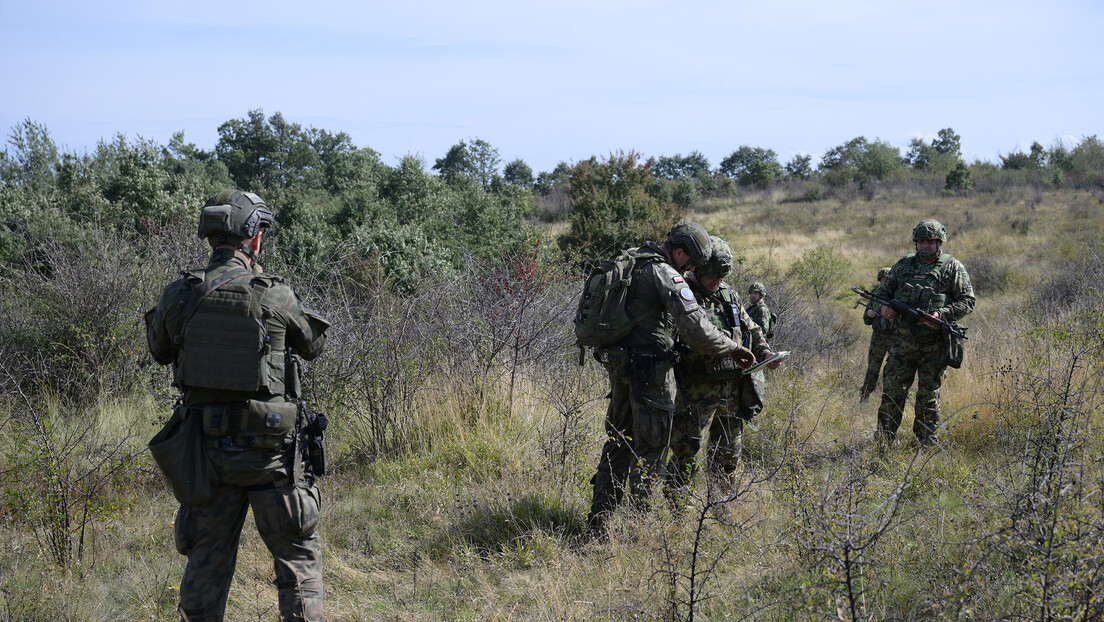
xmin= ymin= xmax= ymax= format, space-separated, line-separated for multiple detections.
xmin=859 ymin=268 xmax=894 ymax=402
xmin=744 ymin=283 xmax=775 ymax=339
xmin=668 ymin=278 xmax=771 ymax=486
xmin=874 ymin=221 xmax=974 ymax=445
xmin=146 ymin=192 xmax=330 ymax=621
xmin=588 ymin=224 xmax=752 ymax=531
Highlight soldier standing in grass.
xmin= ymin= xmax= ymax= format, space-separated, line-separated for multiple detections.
xmin=667 ymin=237 xmax=780 ymax=489
xmin=587 ymin=223 xmax=756 ymax=534
xmin=744 ymin=281 xmax=776 ymax=339
xmin=146 ymin=190 xmax=330 ymax=621
xmin=873 ymin=219 xmax=974 ymax=446
xmin=859 ymin=267 xmax=894 ymax=403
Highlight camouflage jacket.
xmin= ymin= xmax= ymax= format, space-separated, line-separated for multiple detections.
xmin=677 ymin=279 xmax=771 ymax=382
xmin=744 ymin=300 xmax=775 ymax=339
xmin=620 ymin=242 xmax=743 ymax=357
xmin=145 ymin=248 xmax=330 ymax=405
xmin=874 ymin=252 xmax=975 ymax=338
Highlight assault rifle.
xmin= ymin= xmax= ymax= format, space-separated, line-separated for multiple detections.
xmin=851 ymin=286 xmax=968 ymax=340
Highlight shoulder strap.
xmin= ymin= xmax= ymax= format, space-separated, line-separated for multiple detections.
xmin=172 ymin=268 xmax=252 ymax=345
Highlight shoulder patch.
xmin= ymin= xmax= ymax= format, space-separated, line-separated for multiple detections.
xmin=673 ymin=276 xmax=685 ymax=284
xmin=680 ymin=287 xmax=695 ymax=301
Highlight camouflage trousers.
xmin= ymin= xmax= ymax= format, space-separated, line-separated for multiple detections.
xmin=588 ymin=352 xmax=675 ymax=529
xmin=860 ymin=329 xmax=893 ymax=400
xmin=175 ymin=439 xmax=322 ymax=621
xmin=667 ymin=371 xmax=765 ymax=488
xmin=876 ymin=334 xmax=947 ymax=444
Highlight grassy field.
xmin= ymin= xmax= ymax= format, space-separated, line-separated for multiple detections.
xmin=2 ymin=186 xmax=1103 ymax=620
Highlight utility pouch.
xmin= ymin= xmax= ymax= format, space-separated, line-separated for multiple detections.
xmin=631 ymin=353 xmax=658 ymax=388
xmin=242 ymin=400 xmax=298 ymax=450
xmin=631 ymin=352 xmax=671 ymax=388
xmin=944 ymin=326 xmax=967 ymax=369
xmin=201 ymin=404 xmax=234 ymax=438
xmin=149 ymin=404 xmax=217 ymax=506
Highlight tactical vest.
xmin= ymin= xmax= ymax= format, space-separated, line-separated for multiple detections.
xmin=895 ymin=254 xmax=950 ymax=314
xmin=678 ymin=285 xmax=744 ymax=383
xmin=172 ymin=269 xmax=288 ymax=396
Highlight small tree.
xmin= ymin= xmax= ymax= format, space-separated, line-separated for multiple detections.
xmin=557 ymin=151 xmax=680 ymax=264
xmin=790 ymin=244 xmax=850 ymax=302
xmin=945 ymin=160 xmax=973 ymax=194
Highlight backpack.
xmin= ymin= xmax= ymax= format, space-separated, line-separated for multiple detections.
xmin=574 ymin=248 xmax=663 ymax=348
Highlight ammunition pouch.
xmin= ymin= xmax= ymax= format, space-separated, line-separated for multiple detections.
xmin=200 ymin=400 xmax=298 ymax=450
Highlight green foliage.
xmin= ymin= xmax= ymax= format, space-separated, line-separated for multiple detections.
xmin=503 ymin=158 xmax=534 ymax=187
xmin=557 ymin=151 xmax=681 ymax=264
xmin=432 ymin=138 xmax=502 ymax=191
xmin=653 ymin=151 xmax=711 ymax=180
xmin=945 ymin=160 xmax=974 ymax=194
xmin=533 ymin=161 xmax=570 ymax=196
xmin=719 ymin=145 xmax=782 ymax=187
xmin=784 ymin=153 xmax=813 ymax=180
xmin=1069 ymin=135 xmax=1104 ymax=183
xmin=215 ymin=109 xmax=358 ymax=195
xmin=1 ymin=118 xmax=59 ymax=193
xmin=789 ymin=243 xmax=851 ymax=302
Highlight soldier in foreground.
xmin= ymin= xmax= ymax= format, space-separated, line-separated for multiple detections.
xmin=859 ymin=267 xmax=894 ymax=403
xmin=146 ymin=190 xmax=330 ymax=621
xmin=745 ymin=281 xmax=776 ymax=339
xmin=586 ymin=223 xmax=756 ymax=534
xmin=873 ymin=219 xmax=974 ymax=446
xmin=667 ymin=237 xmax=780 ymax=489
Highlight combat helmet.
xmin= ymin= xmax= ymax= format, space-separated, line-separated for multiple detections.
xmin=696 ymin=236 xmax=733 ymax=279
xmin=877 ymin=267 xmax=891 ymax=281
xmin=197 ymin=190 xmax=275 ymax=244
xmin=748 ymin=281 xmax=766 ymax=295
xmin=912 ymin=218 xmax=947 ymax=242
xmin=666 ymin=222 xmax=711 ymax=266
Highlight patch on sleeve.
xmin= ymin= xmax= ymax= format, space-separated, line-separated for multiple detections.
xmin=673 ymin=276 xmax=685 ymax=284
xmin=680 ymin=287 xmax=695 ymax=301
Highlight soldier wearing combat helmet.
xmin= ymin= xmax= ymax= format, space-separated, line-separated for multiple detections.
xmin=872 ymin=218 xmax=974 ymax=446
xmin=859 ymin=266 xmax=894 ymax=403
xmin=587 ymin=223 xmax=756 ymax=534
xmin=667 ymin=237 xmax=780 ymax=490
xmin=744 ymin=281 xmax=776 ymax=339
xmin=145 ymin=190 xmax=331 ymax=620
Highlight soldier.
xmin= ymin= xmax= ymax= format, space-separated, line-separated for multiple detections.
xmin=859 ymin=267 xmax=894 ymax=403
xmin=145 ymin=190 xmax=331 ymax=621
xmin=874 ymin=219 xmax=974 ymax=446
xmin=745 ymin=281 xmax=776 ymax=339
xmin=667 ymin=237 xmax=780 ymax=489
xmin=587 ymin=223 xmax=756 ymax=534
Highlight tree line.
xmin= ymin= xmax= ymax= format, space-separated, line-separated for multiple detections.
xmin=3 ymin=110 xmax=1104 ymax=287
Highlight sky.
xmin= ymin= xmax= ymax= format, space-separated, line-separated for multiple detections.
xmin=2 ymin=0 xmax=1103 ymax=174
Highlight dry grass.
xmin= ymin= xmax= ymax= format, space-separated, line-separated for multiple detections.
xmin=3 ymin=187 xmax=1104 ymax=620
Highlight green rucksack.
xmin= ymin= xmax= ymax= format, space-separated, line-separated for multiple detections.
xmin=573 ymin=248 xmax=663 ymax=348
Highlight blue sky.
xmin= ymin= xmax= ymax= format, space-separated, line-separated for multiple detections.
xmin=2 ymin=0 xmax=1102 ymax=173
